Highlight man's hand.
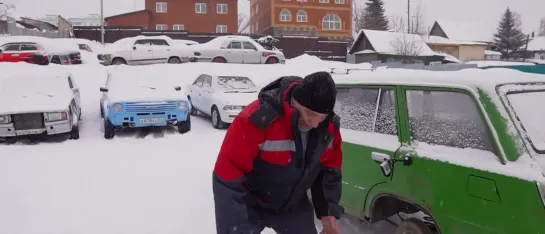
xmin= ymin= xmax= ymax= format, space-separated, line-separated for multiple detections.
xmin=320 ymin=216 xmax=340 ymax=234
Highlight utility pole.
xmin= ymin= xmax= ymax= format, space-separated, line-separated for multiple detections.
xmin=407 ymin=0 xmax=410 ymax=33
xmin=100 ymin=0 xmax=104 ymax=44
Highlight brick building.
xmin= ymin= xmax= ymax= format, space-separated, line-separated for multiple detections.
xmin=105 ymin=0 xmax=238 ymax=33
xmin=249 ymin=0 xmax=352 ymax=39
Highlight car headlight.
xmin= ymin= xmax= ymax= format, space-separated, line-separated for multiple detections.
xmin=45 ymin=112 xmax=68 ymax=122
xmin=538 ymin=182 xmax=545 ymax=208
xmin=178 ymin=101 xmax=187 ymax=110
xmin=113 ymin=103 xmax=123 ymax=112
xmin=0 ymin=115 xmax=11 ymax=124
xmin=223 ymin=105 xmax=245 ymax=111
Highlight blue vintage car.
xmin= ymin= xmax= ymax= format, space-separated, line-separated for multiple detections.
xmin=99 ymin=70 xmax=191 ymax=139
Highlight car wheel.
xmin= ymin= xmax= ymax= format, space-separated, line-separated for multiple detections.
xmin=111 ymin=58 xmax=126 ymax=65
xmin=70 ymin=125 xmax=80 ymax=140
xmin=265 ymin=57 xmax=278 ymax=64
xmin=168 ymin=57 xmax=182 ymax=64
xmin=211 ymin=106 xmax=226 ymax=129
xmin=104 ymin=118 xmax=115 ymax=139
xmin=395 ymin=218 xmax=434 ymax=234
xmin=212 ymin=57 xmax=226 ymax=63
xmin=177 ymin=115 xmax=191 ymax=134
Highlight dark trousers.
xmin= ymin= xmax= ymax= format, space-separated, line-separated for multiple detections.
xmin=238 ymin=198 xmax=318 ymax=234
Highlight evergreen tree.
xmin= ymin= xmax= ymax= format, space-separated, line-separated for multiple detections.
xmin=493 ymin=8 xmax=526 ymax=59
xmin=362 ymin=0 xmax=389 ymax=31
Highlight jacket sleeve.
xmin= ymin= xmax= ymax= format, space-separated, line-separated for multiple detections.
xmin=212 ymin=115 xmax=263 ymax=234
xmin=311 ymin=126 xmax=344 ymax=219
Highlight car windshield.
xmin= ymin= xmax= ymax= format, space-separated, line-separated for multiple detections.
xmin=506 ymin=89 xmax=545 ymax=153
xmin=216 ymin=76 xmax=256 ymax=93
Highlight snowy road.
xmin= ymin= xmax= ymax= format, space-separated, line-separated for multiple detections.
xmin=0 ymin=62 xmax=395 ymax=234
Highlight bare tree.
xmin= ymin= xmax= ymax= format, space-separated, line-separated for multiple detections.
xmin=0 ymin=3 xmax=15 ymax=20
xmin=539 ymin=17 xmax=545 ymax=36
xmin=352 ymin=0 xmax=366 ymax=34
xmin=388 ymin=3 xmax=427 ymax=35
xmin=390 ymin=34 xmax=424 ymax=56
xmin=237 ymin=13 xmax=249 ymax=33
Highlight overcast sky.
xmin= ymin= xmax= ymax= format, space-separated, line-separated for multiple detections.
xmin=3 ymin=0 xmax=544 ymax=34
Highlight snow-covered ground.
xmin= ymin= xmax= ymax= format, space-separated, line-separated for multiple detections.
xmin=0 ymin=58 xmax=393 ymax=234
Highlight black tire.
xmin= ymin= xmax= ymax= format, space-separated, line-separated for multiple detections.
xmin=168 ymin=57 xmax=182 ymax=64
xmin=395 ymin=218 xmax=434 ymax=234
xmin=211 ymin=106 xmax=226 ymax=129
xmin=177 ymin=115 xmax=191 ymax=134
xmin=212 ymin=57 xmax=226 ymax=63
xmin=70 ymin=125 xmax=80 ymax=140
xmin=265 ymin=57 xmax=279 ymax=64
xmin=104 ymin=118 xmax=115 ymax=139
xmin=111 ymin=58 xmax=126 ymax=65
xmin=189 ymin=98 xmax=198 ymax=116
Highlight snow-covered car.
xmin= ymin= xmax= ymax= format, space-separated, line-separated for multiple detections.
xmin=187 ymin=73 xmax=258 ymax=129
xmin=97 ymin=35 xmax=196 ymax=66
xmin=55 ymin=38 xmax=96 ymax=52
xmin=190 ymin=35 xmax=285 ymax=64
xmin=0 ymin=67 xmax=82 ymax=142
xmin=99 ymin=68 xmax=191 ymax=139
xmin=0 ymin=36 xmax=81 ymax=65
xmin=333 ymin=68 xmax=545 ymax=233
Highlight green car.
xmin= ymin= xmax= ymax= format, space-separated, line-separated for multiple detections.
xmin=333 ymin=68 xmax=545 ymax=234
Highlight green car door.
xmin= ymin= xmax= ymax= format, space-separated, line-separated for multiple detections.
xmin=335 ymin=85 xmax=402 ymax=218
xmin=386 ymin=86 xmax=545 ymax=233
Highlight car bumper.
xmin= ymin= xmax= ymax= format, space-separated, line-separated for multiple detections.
xmin=0 ymin=120 xmax=72 ymax=137
xmin=109 ymin=112 xmax=189 ymax=128
xmin=219 ymin=109 xmax=242 ymax=124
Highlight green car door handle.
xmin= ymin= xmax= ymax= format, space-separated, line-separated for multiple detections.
xmin=371 ymin=152 xmax=391 ymax=162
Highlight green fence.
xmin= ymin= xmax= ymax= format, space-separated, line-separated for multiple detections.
xmin=480 ymin=64 xmax=545 ymax=75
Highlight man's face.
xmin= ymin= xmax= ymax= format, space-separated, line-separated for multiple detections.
xmin=292 ymin=99 xmax=328 ymax=131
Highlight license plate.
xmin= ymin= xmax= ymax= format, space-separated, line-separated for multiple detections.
xmin=15 ymin=129 xmax=45 ymax=136
xmin=139 ymin=118 xmax=164 ymax=124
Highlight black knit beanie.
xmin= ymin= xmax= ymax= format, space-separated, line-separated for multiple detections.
xmin=292 ymin=71 xmax=337 ymax=114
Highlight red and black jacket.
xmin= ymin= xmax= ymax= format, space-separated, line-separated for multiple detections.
xmin=212 ymin=76 xmax=343 ymax=234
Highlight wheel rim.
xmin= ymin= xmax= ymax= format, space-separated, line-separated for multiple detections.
xmin=212 ymin=110 xmax=218 ymax=126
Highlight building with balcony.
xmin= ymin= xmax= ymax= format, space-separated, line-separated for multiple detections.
xmin=249 ymin=0 xmax=352 ymax=39
xmin=105 ymin=0 xmax=238 ymax=33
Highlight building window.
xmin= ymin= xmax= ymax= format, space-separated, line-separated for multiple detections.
xmin=217 ymin=4 xmax=228 ymax=14
xmin=297 ymin=0 xmax=308 ymax=2
xmin=173 ymin=24 xmax=185 ymax=31
xmin=156 ymin=2 xmax=167 ymax=13
xmin=296 ymin=10 xmax=308 ymax=22
xmin=195 ymin=3 xmax=207 ymax=14
xmin=280 ymin=9 xmax=291 ymax=22
xmin=319 ymin=0 xmax=329 ymax=3
xmin=216 ymin=25 xmax=227 ymax=33
xmin=334 ymin=0 xmax=345 ymax=3
xmin=156 ymin=24 xmax=168 ymax=30
xmin=322 ymin=14 xmax=341 ymax=30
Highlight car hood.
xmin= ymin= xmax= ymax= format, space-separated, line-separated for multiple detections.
xmin=215 ymin=91 xmax=258 ymax=106
xmin=0 ymin=92 xmax=72 ymax=114
xmin=107 ymin=87 xmax=187 ymax=103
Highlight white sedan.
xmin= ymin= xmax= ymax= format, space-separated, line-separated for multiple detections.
xmin=187 ymin=74 xmax=258 ymax=129
xmin=191 ymin=35 xmax=285 ymax=64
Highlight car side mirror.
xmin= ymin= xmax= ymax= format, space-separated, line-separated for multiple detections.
xmin=100 ymin=87 xmax=108 ymax=92
xmin=133 ymin=46 xmax=137 ymax=50
xmin=174 ymin=86 xmax=181 ymax=91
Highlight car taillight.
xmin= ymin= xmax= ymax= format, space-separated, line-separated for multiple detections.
xmin=262 ymin=52 xmax=275 ymax=57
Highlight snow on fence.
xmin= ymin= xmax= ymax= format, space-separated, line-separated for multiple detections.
xmin=4 ymin=17 xmax=60 ymax=38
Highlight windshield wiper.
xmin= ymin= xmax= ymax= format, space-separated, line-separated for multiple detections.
xmin=241 ymin=90 xmax=257 ymax=93
xmin=36 ymin=92 xmax=53 ymax=97
xmin=224 ymin=90 xmax=240 ymax=93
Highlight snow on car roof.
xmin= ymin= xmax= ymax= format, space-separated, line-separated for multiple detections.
xmin=105 ymin=66 xmax=187 ymax=103
xmin=0 ymin=36 xmax=79 ymax=54
xmin=334 ymin=67 xmax=545 ymax=91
